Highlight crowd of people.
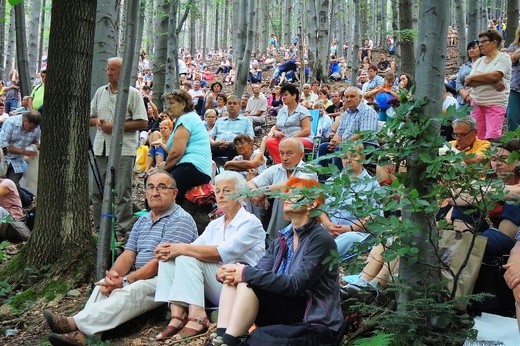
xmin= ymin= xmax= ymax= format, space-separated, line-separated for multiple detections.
xmin=1 ymin=22 xmax=519 ymax=345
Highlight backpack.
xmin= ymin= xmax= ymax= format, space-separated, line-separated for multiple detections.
xmin=18 ymin=187 xmax=35 ymax=208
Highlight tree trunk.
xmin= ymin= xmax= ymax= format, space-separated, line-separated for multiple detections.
xmin=0 ymin=0 xmax=5 ymax=81
xmin=5 ymin=7 xmax=15 ymax=78
xmin=380 ymin=0 xmax=388 ymax=50
xmin=467 ymin=1 xmax=479 ymax=43
xmin=351 ymin=0 xmax=361 ymax=82
xmin=282 ymin=0 xmax=291 ymax=46
xmin=360 ymin=0 xmax=368 ymax=42
xmin=144 ymin=0 xmax=155 ymax=54
xmin=258 ymin=1 xmax=268 ymax=55
xmin=14 ymin=2 xmax=31 ymax=97
xmin=506 ymin=0 xmax=519 ymax=47
xmin=222 ymin=0 xmax=229 ymax=51
xmin=91 ymin=1 xmax=118 ymax=99
xmin=153 ymin=0 xmax=170 ymax=111
xmin=391 ymin=0 xmax=400 ymax=70
xmin=20 ymin=0 xmax=97 ymax=283
xmin=397 ymin=0 xmax=448 ymax=313
xmin=233 ymin=0 xmax=252 ymax=97
xmin=97 ymin=0 xmax=140 ymax=279
xmin=134 ymin=1 xmax=146 ymax=79
xmin=189 ymin=4 xmax=196 ymax=56
xmin=38 ymin=0 xmax=47 ymax=74
xmin=202 ymin=0 xmax=208 ymax=58
xmin=28 ymin=0 xmax=41 ymax=78
xmin=398 ymin=0 xmax=415 ymax=76
xmin=213 ymin=1 xmax=219 ymax=50
xmin=456 ymin=0 xmax=467 ymax=65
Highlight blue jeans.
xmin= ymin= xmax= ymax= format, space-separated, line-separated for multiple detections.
xmin=317 ymin=142 xmax=343 ymax=171
xmin=4 ymin=99 xmax=18 ymax=115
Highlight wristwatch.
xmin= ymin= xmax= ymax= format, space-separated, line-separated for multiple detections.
xmin=122 ymin=277 xmax=130 ymax=287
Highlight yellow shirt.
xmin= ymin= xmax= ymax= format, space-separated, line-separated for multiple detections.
xmin=449 ymin=138 xmax=491 ymax=156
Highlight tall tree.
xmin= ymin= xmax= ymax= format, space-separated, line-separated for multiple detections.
xmin=506 ymin=0 xmax=519 ymax=47
xmin=455 ymin=0 xmax=467 ymax=65
xmin=398 ymin=0 xmax=449 ymax=319
xmin=28 ymin=0 xmax=41 ymax=77
xmin=18 ymin=0 xmax=97 ymax=282
xmin=222 ymin=0 xmax=229 ymax=51
xmin=213 ymin=0 xmax=219 ymax=50
xmin=38 ymin=0 xmax=48 ymax=74
xmin=5 ymin=7 xmax=15 ymax=80
xmin=307 ymin=0 xmax=330 ymax=83
xmin=189 ymin=4 xmax=196 ymax=55
xmin=467 ymin=0 xmax=479 ymax=44
xmin=202 ymin=0 xmax=208 ymax=58
xmin=14 ymin=2 xmax=31 ymax=97
xmin=398 ymin=0 xmax=415 ymax=76
xmin=351 ymin=0 xmax=361 ymax=81
xmin=153 ymin=0 xmax=170 ymax=111
xmin=0 ymin=0 xmax=6 ymax=81
xmin=234 ymin=0 xmax=255 ymax=98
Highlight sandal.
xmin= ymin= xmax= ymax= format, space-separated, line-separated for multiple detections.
xmin=156 ymin=315 xmax=187 ymax=340
xmin=173 ymin=317 xmax=211 ymax=340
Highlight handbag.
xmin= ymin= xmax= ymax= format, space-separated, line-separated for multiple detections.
xmin=185 ymin=183 xmax=216 ymax=207
xmin=438 ymin=229 xmax=487 ymax=309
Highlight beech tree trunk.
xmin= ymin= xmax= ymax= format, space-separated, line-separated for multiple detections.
xmin=14 ymin=2 xmax=31 ymax=97
xmin=506 ymin=0 xmax=519 ymax=47
xmin=5 ymin=7 xmax=15 ymax=79
xmin=20 ymin=0 xmax=97 ymax=282
xmin=456 ymin=0 xmax=467 ymax=65
xmin=398 ymin=0 xmax=415 ymax=76
xmin=234 ymin=0 xmax=255 ymax=98
xmin=28 ymin=0 xmax=41 ymax=77
xmin=467 ymin=1 xmax=479 ymax=44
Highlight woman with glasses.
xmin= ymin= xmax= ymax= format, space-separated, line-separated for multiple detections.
xmin=464 ymin=29 xmax=512 ymax=140
xmin=224 ymin=134 xmax=267 ymax=180
xmin=162 ymin=89 xmax=212 ymax=202
xmin=154 ymin=171 xmax=265 ymax=341
xmin=211 ymin=177 xmax=343 ymax=346
xmin=455 ymin=40 xmax=483 ymax=106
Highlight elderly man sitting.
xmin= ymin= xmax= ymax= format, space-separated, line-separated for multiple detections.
xmin=446 ymin=116 xmax=490 ymax=164
xmin=153 ymin=171 xmax=265 ymax=341
xmin=43 ymin=171 xmax=198 ymax=346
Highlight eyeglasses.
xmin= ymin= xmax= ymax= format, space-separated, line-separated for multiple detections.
xmin=451 ymin=131 xmax=472 ymax=139
xmin=146 ymin=184 xmax=176 ymax=192
xmin=477 ymin=39 xmax=490 ymax=45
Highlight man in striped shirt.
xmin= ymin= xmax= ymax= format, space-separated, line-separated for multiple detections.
xmin=44 ymin=170 xmax=198 ymax=345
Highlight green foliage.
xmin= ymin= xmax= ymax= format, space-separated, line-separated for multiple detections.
xmin=43 ymin=280 xmax=69 ymax=302
xmin=351 ymin=332 xmax=394 ymax=346
xmin=8 ymin=0 xmax=22 ymax=6
xmin=0 ymin=240 xmax=11 ymax=261
xmin=0 ymin=280 xmax=12 ymax=297
xmin=9 ymin=287 xmax=39 ymax=313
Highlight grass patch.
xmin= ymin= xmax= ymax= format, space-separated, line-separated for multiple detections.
xmin=9 ymin=287 xmax=39 ymax=313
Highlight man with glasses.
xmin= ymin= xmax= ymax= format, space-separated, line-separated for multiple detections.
xmin=447 ymin=116 xmax=490 ymax=164
xmin=44 ymin=170 xmax=198 ymax=346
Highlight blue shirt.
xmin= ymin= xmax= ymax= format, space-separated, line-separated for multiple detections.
xmin=210 ymin=115 xmax=254 ymax=142
xmin=0 ymin=115 xmax=40 ymax=173
xmin=167 ymin=111 xmax=212 ymax=177
xmin=337 ymin=102 xmax=378 ymax=144
xmin=126 ymin=203 xmax=197 ymax=269
xmin=276 ymin=104 xmax=311 ymax=140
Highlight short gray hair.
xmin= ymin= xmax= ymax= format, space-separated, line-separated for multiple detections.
xmin=146 ymin=169 xmax=177 ymax=188
xmin=452 ymin=116 xmax=477 ymax=131
xmin=280 ymin=137 xmax=305 ymax=153
xmin=214 ymin=171 xmax=247 ymax=191
xmin=343 ymin=86 xmax=362 ymax=97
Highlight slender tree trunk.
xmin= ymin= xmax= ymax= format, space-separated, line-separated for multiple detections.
xmin=360 ymin=0 xmax=368 ymax=41
xmin=21 ymin=0 xmax=97 ymax=281
xmin=135 ymin=0 xmax=146 ymax=78
xmin=14 ymin=2 xmax=31 ymax=97
xmin=144 ymin=0 xmax=155 ymax=54
xmin=91 ymin=1 xmax=118 ymax=99
xmin=189 ymin=4 xmax=196 ymax=56
xmin=506 ymin=0 xmax=519 ymax=47
xmin=28 ymin=0 xmax=41 ymax=78
xmin=380 ymin=0 xmax=388 ymax=50
xmin=213 ymin=1 xmax=219 ymax=50
xmin=202 ymin=0 xmax=208 ymax=58
xmin=5 ymin=7 xmax=15 ymax=78
xmin=234 ymin=0 xmax=247 ymax=95
xmin=165 ymin=0 xmax=192 ymax=92
xmin=467 ymin=1 xmax=479 ymax=43
xmin=351 ymin=0 xmax=361 ymax=82
xmin=398 ymin=0 xmax=415 ymax=76
xmin=38 ymin=0 xmax=47 ymax=74
xmin=398 ymin=0 xmax=448 ymax=313
xmin=222 ymin=0 xmax=229 ymax=51
xmin=258 ymin=1 xmax=268 ymax=55
xmin=456 ymin=0 xmax=467 ymax=65
xmin=234 ymin=0 xmax=255 ymax=98
xmin=0 ymin=0 xmax=5 ymax=81
xmin=282 ymin=0 xmax=291 ymax=45
xmin=153 ymin=0 xmax=170 ymax=111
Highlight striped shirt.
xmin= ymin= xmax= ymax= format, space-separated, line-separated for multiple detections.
xmin=125 ymin=203 xmax=198 ymax=269
xmin=0 ymin=115 xmax=40 ymax=173
xmin=337 ymin=102 xmax=378 ymax=144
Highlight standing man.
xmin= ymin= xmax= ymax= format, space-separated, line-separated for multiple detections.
xmin=29 ymin=69 xmax=46 ymax=114
xmin=44 ymin=171 xmax=198 ymax=346
xmin=89 ymin=57 xmax=148 ymax=238
xmin=0 ymin=111 xmax=41 ymax=186
xmin=244 ymin=84 xmax=268 ymax=125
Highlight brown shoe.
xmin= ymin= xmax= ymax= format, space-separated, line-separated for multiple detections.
xmin=48 ymin=331 xmax=86 ymax=346
xmin=44 ymin=310 xmax=74 ymax=334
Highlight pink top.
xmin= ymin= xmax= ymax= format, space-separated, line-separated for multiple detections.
xmin=0 ymin=179 xmax=24 ymax=220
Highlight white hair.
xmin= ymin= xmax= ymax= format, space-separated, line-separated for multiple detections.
xmin=214 ymin=171 xmax=247 ymax=191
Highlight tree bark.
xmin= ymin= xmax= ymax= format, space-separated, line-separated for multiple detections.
xmin=506 ymin=0 xmax=519 ymax=47
xmin=202 ymin=0 xmax=208 ymax=58
xmin=234 ymin=0 xmax=255 ymax=98
xmin=351 ymin=0 xmax=361 ymax=82
xmin=5 ymin=7 xmax=15 ymax=79
xmin=14 ymin=2 xmax=31 ymax=97
xmin=397 ymin=0 xmax=448 ymax=311
xmin=213 ymin=1 xmax=219 ymax=51
xmin=0 ymin=0 xmax=5 ymax=81
xmin=398 ymin=0 xmax=415 ymax=76
xmin=189 ymin=4 xmax=196 ymax=56
xmin=282 ymin=0 xmax=291 ymax=46
xmin=38 ymin=0 xmax=47 ymax=74
xmin=467 ymin=1 xmax=479 ymax=43
xmin=28 ymin=0 xmax=41 ymax=78
xmin=222 ymin=0 xmax=229 ymax=51
xmin=153 ymin=0 xmax=170 ymax=111
xmin=455 ymin=0 xmax=467 ymax=65
xmin=20 ymin=0 xmax=97 ymax=281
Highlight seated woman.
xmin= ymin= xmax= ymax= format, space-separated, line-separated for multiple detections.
xmin=214 ymin=93 xmax=228 ymax=118
xmin=265 ymin=84 xmax=313 ymax=164
xmin=448 ymin=139 xmax=520 ymax=257
xmin=204 ymin=108 xmax=217 ymax=135
xmin=153 ymin=171 xmax=265 ymax=341
xmin=223 ymin=134 xmax=267 ymax=181
xmin=0 ymin=176 xmax=28 ymax=241
xmin=212 ymin=177 xmax=343 ymax=346
xmin=162 ymin=89 xmax=212 ymax=202
xmin=267 ymin=85 xmax=283 ymax=116
xmin=318 ymin=145 xmax=382 ymax=259
xmin=144 ymin=119 xmax=173 ymax=172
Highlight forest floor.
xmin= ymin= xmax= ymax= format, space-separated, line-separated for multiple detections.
xmin=0 ymin=45 xmax=461 ymax=346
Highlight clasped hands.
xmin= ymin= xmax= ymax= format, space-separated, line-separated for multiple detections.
xmin=95 ymin=118 xmax=113 ymax=134
xmin=216 ymin=263 xmax=245 ymax=285
xmin=95 ymin=269 xmax=123 ymax=295
xmin=154 ymin=242 xmax=182 ymax=261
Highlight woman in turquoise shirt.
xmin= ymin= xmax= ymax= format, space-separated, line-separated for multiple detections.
xmin=163 ymin=89 xmax=212 ymax=202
